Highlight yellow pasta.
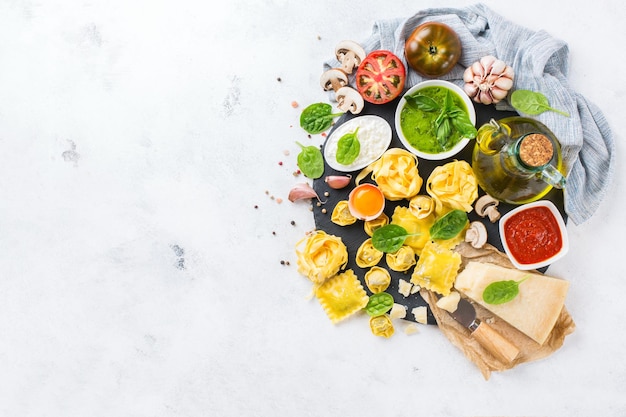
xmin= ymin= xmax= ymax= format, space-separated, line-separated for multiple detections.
xmin=363 ymin=212 xmax=389 ymax=237
xmin=356 ymin=148 xmax=423 ymax=201
xmin=296 ymin=231 xmax=348 ymax=285
xmin=385 ymin=245 xmax=416 ymax=272
xmin=410 ymin=240 xmax=461 ymax=296
xmin=331 ymin=200 xmax=357 ymax=226
xmin=369 ymin=315 xmax=395 ymax=338
xmin=364 ymin=266 xmax=391 ymax=294
xmin=355 ymin=238 xmax=384 ymax=268
xmin=390 ymin=206 xmax=434 ymax=255
xmin=315 ymin=269 xmax=369 ymax=324
xmin=426 ymin=160 xmax=478 ymax=215
xmin=408 ymin=195 xmax=435 ymax=219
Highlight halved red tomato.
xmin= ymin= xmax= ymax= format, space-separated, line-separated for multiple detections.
xmin=404 ymin=22 xmax=462 ymax=78
xmin=355 ymin=50 xmax=406 ymax=104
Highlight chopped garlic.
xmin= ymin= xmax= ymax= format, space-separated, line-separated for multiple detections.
xmin=389 ymin=303 xmax=407 ymax=320
xmin=398 ymin=279 xmax=413 ymax=297
xmin=412 ymin=306 xmax=428 ymax=324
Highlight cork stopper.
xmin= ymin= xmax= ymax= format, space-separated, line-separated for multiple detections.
xmin=519 ymin=133 xmax=553 ymax=167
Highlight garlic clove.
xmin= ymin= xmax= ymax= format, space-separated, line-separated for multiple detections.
xmin=324 ymin=174 xmax=352 ymax=189
xmin=288 ymin=182 xmax=321 ymax=203
xmin=494 ymin=77 xmax=513 ymax=91
xmin=463 ymin=55 xmax=515 ymax=105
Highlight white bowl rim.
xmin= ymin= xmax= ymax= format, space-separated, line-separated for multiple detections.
xmin=394 ymin=79 xmax=476 ymax=161
xmin=498 ymin=200 xmax=569 ymax=270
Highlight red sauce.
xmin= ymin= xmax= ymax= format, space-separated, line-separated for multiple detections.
xmin=503 ymin=206 xmax=563 ymax=265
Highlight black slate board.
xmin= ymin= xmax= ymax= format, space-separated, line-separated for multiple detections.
xmin=312 ymin=98 xmax=565 ymax=324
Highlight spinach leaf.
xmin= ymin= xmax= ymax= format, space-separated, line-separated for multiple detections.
xmin=371 ymin=224 xmax=419 ymax=253
xmin=365 ymin=292 xmax=394 ymax=317
xmin=336 ymin=128 xmax=360 ymax=165
xmin=510 ymin=90 xmax=570 ymax=117
xmin=482 ymin=276 xmax=529 ymax=305
xmin=404 ymin=94 xmax=441 ymax=112
xmin=429 ymin=209 xmax=468 ymax=240
xmin=299 ymin=103 xmax=344 ymax=134
xmin=296 ymin=141 xmax=324 ymax=179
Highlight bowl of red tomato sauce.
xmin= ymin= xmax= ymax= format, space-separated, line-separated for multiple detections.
xmin=499 ymin=200 xmax=569 ymax=270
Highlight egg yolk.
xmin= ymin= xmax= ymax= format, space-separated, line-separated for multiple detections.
xmin=351 ymin=184 xmax=384 ymax=218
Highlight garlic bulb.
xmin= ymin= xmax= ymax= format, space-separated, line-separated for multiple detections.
xmin=463 ymin=56 xmax=514 ymax=105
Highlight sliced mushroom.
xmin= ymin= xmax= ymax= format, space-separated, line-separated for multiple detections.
xmin=475 ymin=194 xmax=501 ymax=223
xmin=320 ymin=68 xmax=349 ymax=92
xmin=335 ymin=40 xmax=366 ymax=74
xmin=465 ymin=221 xmax=488 ymax=248
xmin=336 ymin=86 xmax=364 ymax=114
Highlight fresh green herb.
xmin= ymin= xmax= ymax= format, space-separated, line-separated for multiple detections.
xmin=371 ymin=224 xmax=420 ymax=253
xmin=510 ymin=90 xmax=570 ymax=117
xmin=296 ymin=141 xmax=324 ymax=179
xmin=365 ymin=292 xmax=394 ymax=317
xmin=482 ymin=276 xmax=530 ymax=305
xmin=299 ymin=103 xmax=344 ymax=134
xmin=404 ymin=94 xmax=441 ymax=112
xmin=336 ymin=128 xmax=360 ymax=165
xmin=406 ymin=89 xmax=477 ymax=148
xmin=429 ymin=209 xmax=468 ymax=240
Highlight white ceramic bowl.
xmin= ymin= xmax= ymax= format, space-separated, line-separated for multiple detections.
xmin=395 ymin=80 xmax=476 ymax=160
xmin=499 ymin=200 xmax=569 ymax=270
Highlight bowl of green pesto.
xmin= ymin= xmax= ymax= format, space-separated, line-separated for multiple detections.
xmin=395 ymin=80 xmax=477 ymax=160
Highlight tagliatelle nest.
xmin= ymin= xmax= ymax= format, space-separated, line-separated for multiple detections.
xmin=356 ymin=148 xmax=423 ymax=201
xmin=426 ymin=160 xmax=478 ymax=215
xmin=296 ymin=231 xmax=348 ymax=285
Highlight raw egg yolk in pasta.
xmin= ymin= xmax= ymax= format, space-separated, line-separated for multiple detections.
xmin=349 ymin=183 xmax=385 ymax=221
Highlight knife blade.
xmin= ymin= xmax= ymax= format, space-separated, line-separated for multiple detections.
xmin=447 ymin=295 xmax=520 ymax=363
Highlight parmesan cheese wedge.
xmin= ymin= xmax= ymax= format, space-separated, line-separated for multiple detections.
xmin=454 ymin=261 xmax=569 ymax=345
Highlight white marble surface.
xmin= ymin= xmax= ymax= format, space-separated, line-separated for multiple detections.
xmin=1 ymin=1 xmax=624 ymax=416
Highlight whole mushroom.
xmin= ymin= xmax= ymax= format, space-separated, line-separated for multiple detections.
xmin=475 ymin=194 xmax=501 ymax=223
xmin=335 ymin=86 xmax=364 ymax=114
xmin=320 ymin=68 xmax=349 ymax=92
xmin=465 ymin=221 xmax=488 ymax=248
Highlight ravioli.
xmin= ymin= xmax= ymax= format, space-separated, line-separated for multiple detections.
xmin=390 ymin=206 xmax=434 ymax=255
xmin=410 ymin=240 xmax=461 ymax=296
xmin=315 ymin=269 xmax=369 ymax=324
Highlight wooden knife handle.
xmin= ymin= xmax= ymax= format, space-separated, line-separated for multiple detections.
xmin=471 ymin=319 xmax=520 ymax=363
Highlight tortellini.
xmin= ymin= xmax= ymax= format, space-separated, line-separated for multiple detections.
xmin=356 ymin=148 xmax=423 ymax=201
xmin=369 ymin=315 xmax=395 ymax=338
xmin=385 ymin=245 xmax=416 ymax=272
xmin=363 ymin=212 xmax=389 ymax=237
xmin=426 ymin=160 xmax=478 ymax=216
xmin=355 ymin=238 xmax=384 ymax=268
xmin=331 ymin=200 xmax=357 ymax=226
xmin=296 ymin=231 xmax=348 ymax=285
xmin=408 ymin=195 xmax=435 ymax=219
xmin=315 ymin=269 xmax=369 ymax=324
xmin=364 ymin=266 xmax=391 ymax=294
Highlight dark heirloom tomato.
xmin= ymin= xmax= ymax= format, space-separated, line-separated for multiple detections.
xmin=355 ymin=50 xmax=406 ymax=104
xmin=404 ymin=22 xmax=462 ymax=78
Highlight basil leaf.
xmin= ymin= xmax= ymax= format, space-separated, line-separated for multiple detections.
xmin=510 ymin=90 xmax=570 ymax=117
xmin=365 ymin=292 xmax=394 ymax=317
xmin=372 ymin=224 xmax=414 ymax=253
xmin=451 ymin=108 xmax=478 ymax=139
xmin=429 ymin=209 xmax=468 ymax=240
xmin=404 ymin=94 xmax=441 ymax=112
xmin=336 ymin=128 xmax=360 ymax=165
xmin=436 ymin=116 xmax=452 ymax=147
xmin=299 ymin=103 xmax=344 ymax=134
xmin=482 ymin=276 xmax=529 ymax=305
xmin=296 ymin=141 xmax=324 ymax=179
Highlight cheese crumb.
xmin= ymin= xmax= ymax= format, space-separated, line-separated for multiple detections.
xmin=398 ymin=279 xmax=413 ymax=297
xmin=412 ymin=306 xmax=428 ymax=324
xmin=404 ymin=323 xmax=419 ymax=335
xmin=410 ymin=284 xmax=421 ymax=294
xmin=389 ymin=303 xmax=407 ymax=320
xmin=435 ymin=291 xmax=461 ymax=313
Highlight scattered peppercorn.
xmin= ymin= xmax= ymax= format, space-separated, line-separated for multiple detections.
xmin=272 ymin=231 xmax=276 ymax=236
xmin=254 ymin=205 xmax=258 ymax=209
xmin=321 ymin=208 xmax=327 ymax=214
xmin=324 ymin=191 xmax=329 ymax=197
xmin=290 ymin=220 xmax=296 ymax=226
xmin=278 ymin=161 xmax=283 ymax=166
xmin=277 ymin=77 xmax=282 ymax=82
